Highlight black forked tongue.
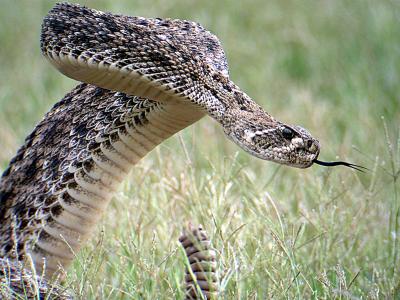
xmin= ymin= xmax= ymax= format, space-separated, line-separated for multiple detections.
xmin=313 ymin=159 xmax=368 ymax=172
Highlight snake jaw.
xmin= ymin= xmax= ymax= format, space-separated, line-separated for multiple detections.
xmin=225 ymin=120 xmax=321 ymax=168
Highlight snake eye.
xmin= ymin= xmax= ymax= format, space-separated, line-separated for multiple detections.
xmin=282 ymin=127 xmax=295 ymax=140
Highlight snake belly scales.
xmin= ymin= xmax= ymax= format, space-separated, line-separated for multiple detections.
xmin=0 ymin=2 xmax=321 ymax=279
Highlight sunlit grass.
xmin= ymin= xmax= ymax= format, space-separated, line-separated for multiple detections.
xmin=0 ymin=0 xmax=399 ymax=299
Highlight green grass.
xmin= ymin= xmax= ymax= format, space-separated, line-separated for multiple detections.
xmin=1 ymin=0 xmax=399 ymax=299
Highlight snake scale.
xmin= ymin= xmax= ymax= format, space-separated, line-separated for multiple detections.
xmin=0 ymin=2 xmax=360 ymax=292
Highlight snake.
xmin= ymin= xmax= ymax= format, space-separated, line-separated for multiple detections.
xmin=0 ymin=2 xmax=364 ymax=291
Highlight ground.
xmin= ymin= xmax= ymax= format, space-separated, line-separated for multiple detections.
xmin=0 ymin=0 xmax=399 ymax=299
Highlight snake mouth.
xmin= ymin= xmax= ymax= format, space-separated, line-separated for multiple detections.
xmin=313 ymin=159 xmax=368 ymax=172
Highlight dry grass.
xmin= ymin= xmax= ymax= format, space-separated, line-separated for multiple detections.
xmin=0 ymin=0 xmax=399 ymax=299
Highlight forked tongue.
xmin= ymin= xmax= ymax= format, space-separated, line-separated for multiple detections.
xmin=313 ymin=159 xmax=368 ymax=172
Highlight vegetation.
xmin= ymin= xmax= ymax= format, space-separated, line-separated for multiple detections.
xmin=0 ymin=0 xmax=399 ymax=298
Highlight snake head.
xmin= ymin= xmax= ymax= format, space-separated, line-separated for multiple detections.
xmin=224 ymin=113 xmax=320 ymax=168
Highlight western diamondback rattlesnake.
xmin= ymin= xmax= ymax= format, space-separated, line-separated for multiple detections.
xmin=0 ymin=2 xmax=363 ymax=298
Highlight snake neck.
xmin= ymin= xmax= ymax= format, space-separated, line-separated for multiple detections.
xmin=40 ymin=2 xmax=272 ymax=129
xmin=0 ymin=83 xmax=204 ymax=278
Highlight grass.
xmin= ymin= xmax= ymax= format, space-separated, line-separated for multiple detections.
xmin=0 ymin=0 xmax=399 ymax=299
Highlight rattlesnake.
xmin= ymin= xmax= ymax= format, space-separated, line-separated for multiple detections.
xmin=0 ymin=2 xmax=363 ymax=296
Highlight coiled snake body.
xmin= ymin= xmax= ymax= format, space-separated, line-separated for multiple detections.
xmin=0 ymin=2 xmax=321 ymax=282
